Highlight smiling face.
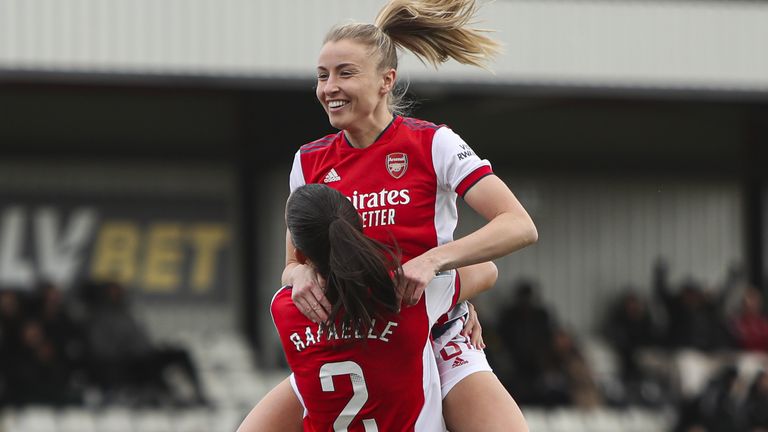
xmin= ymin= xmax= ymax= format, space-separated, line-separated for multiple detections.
xmin=316 ymin=39 xmax=395 ymax=135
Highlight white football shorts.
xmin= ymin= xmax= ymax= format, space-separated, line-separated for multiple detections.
xmin=431 ymin=314 xmax=493 ymax=398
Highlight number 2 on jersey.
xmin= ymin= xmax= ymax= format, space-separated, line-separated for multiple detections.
xmin=319 ymin=361 xmax=379 ymax=432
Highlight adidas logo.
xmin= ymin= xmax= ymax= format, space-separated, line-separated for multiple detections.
xmin=451 ymin=356 xmax=469 ymax=369
xmin=324 ymin=168 xmax=341 ymax=183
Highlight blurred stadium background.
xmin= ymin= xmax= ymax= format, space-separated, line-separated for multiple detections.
xmin=1 ymin=1 xmax=767 ymax=431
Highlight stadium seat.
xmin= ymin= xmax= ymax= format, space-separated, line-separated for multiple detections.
xmin=0 ymin=409 xmax=19 ymax=432
xmin=624 ymin=407 xmax=673 ymax=432
xmin=203 ymin=332 xmax=254 ymax=371
xmin=736 ymin=352 xmax=768 ymax=383
xmin=131 ymin=409 xmax=174 ymax=432
xmin=582 ymin=336 xmax=620 ymax=384
xmin=202 ymin=371 xmax=239 ymax=407
xmin=58 ymin=408 xmax=97 ymax=432
xmin=521 ymin=408 xmax=550 ymax=432
xmin=93 ymin=407 xmax=134 ymax=432
xmin=674 ymin=349 xmax=722 ymax=398
xmin=14 ymin=407 xmax=58 ymax=432
xmin=580 ymin=408 xmax=623 ymax=432
xmin=173 ymin=409 xmax=213 ymax=432
xmin=546 ymin=408 xmax=586 ymax=432
xmin=210 ymin=408 xmax=244 ymax=432
xmin=227 ymin=371 xmax=268 ymax=406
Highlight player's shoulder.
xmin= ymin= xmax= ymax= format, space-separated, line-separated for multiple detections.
xmin=269 ymin=286 xmax=297 ymax=332
xmin=399 ymin=116 xmax=444 ymax=133
xmin=270 ymin=285 xmax=293 ymax=310
xmin=270 ymin=286 xmax=307 ymax=327
xmin=398 ymin=117 xmax=448 ymax=154
xmin=299 ymin=132 xmax=342 ymax=155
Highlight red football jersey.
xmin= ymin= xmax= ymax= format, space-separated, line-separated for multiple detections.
xmin=289 ymin=116 xmax=493 ymax=262
xmin=271 ymin=271 xmax=461 ymax=431
xmin=284 ymin=116 xmax=493 ymax=428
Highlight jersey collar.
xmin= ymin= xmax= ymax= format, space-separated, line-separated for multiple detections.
xmin=341 ymin=115 xmax=402 ymax=151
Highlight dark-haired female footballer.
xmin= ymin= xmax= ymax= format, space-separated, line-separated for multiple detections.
xmin=248 ymin=183 xmax=497 ymax=431
xmin=241 ymin=0 xmax=537 ymax=431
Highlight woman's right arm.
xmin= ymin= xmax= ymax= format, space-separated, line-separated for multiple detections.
xmin=284 ymin=229 xmax=332 ymax=323
xmin=398 ymin=175 xmax=537 ymax=305
xmin=456 ymin=261 xmax=498 ymax=303
xmin=456 ymin=261 xmax=497 ymax=349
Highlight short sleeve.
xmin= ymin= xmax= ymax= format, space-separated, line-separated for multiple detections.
xmin=424 ymin=270 xmax=460 ymax=326
xmin=432 ymin=127 xmax=493 ymax=198
xmin=289 ymin=151 xmax=306 ymax=193
xmin=269 ymin=286 xmax=292 ymax=329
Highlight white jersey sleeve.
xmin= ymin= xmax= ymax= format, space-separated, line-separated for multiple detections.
xmin=424 ymin=270 xmax=460 ymax=326
xmin=431 ymin=127 xmax=492 ymax=194
xmin=289 ymin=150 xmax=306 ymax=193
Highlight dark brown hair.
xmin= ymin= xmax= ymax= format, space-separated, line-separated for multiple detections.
xmin=287 ymin=184 xmax=401 ymax=336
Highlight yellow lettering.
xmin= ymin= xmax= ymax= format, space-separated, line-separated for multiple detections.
xmin=142 ymin=223 xmax=183 ymax=292
xmin=188 ymin=224 xmax=228 ymax=293
xmin=90 ymin=222 xmax=139 ymax=284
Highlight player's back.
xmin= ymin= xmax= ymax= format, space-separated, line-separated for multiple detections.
xmin=270 ymin=272 xmax=458 ymax=431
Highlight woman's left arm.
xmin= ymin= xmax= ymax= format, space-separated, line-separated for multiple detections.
xmin=399 ymin=175 xmax=537 ymax=305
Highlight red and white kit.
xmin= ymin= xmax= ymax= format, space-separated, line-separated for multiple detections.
xmin=290 ymin=116 xmax=493 ymax=396
xmin=271 ymin=271 xmax=460 ymax=431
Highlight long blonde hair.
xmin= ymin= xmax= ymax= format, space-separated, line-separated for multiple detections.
xmin=323 ymin=0 xmax=500 ymax=114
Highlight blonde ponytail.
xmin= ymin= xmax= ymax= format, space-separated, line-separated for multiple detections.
xmin=375 ymin=0 xmax=500 ymax=70
xmin=323 ymin=0 xmax=499 ymax=114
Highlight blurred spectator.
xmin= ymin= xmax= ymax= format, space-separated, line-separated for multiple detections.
xmin=1 ymin=290 xmax=24 ymax=405
xmin=1 ymin=287 xmax=84 ymax=406
xmin=606 ymin=289 xmax=662 ymax=381
xmin=728 ymin=287 xmax=768 ymax=353
xmin=743 ymin=370 xmax=768 ymax=431
xmin=36 ymin=282 xmax=89 ymax=381
xmin=0 ymin=290 xmax=23 ymax=353
xmin=84 ymin=281 xmax=207 ymax=406
xmin=494 ymin=279 xmax=561 ymax=406
xmin=494 ymin=282 xmax=602 ymax=409
xmin=604 ymin=289 xmax=670 ymax=407
xmin=541 ymin=327 xmax=602 ymax=409
xmin=493 ymin=286 xmax=602 ymax=409
xmin=654 ymin=260 xmax=728 ymax=351
xmin=2 ymin=282 xmax=209 ymax=408
xmin=674 ymin=365 xmax=746 ymax=432
xmin=10 ymin=319 xmax=79 ymax=405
